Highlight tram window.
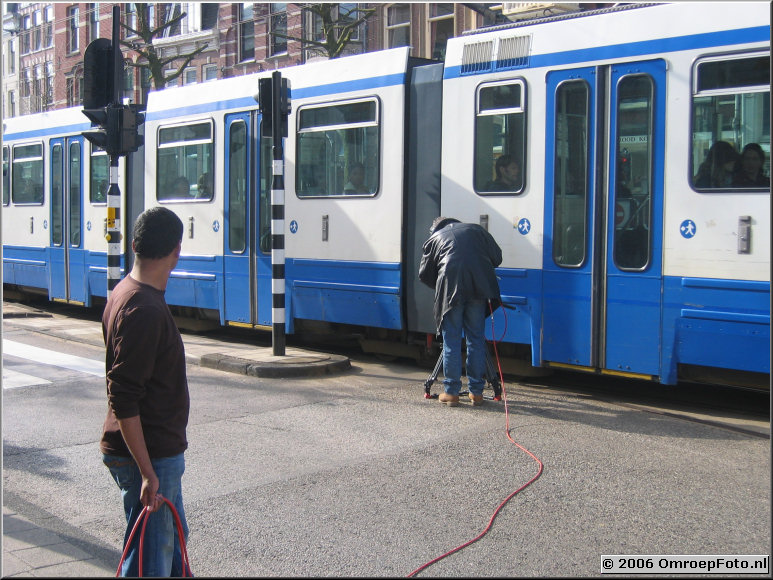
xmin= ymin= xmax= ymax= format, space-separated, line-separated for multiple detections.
xmin=69 ymin=141 xmax=82 ymax=247
xmin=51 ymin=144 xmax=64 ymax=246
xmin=11 ymin=143 xmax=44 ymax=205
xmin=691 ymin=53 xmax=770 ymax=191
xmin=2 ymin=146 xmax=9 ymax=206
xmin=157 ymin=121 xmax=214 ymax=201
xmin=90 ymin=146 xmax=108 ymax=203
xmin=259 ymin=132 xmax=272 ymax=253
xmin=553 ymin=80 xmax=589 ymax=268
xmin=613 ymin=75 xmax=653 ymax=271
xmin=228 ymin=121 xmax=247 ymax=253
xmin=296 ymin=98 xmax=379 ymax=197
xmin=474 ymin=80 xmax=526 ymax=195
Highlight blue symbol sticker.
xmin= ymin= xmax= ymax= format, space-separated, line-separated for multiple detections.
xmin=43 ymin=220 xmax=48 ymax=230
xmin=290 ymin=220 xmax=299 ymax=234
xmin=517 ymin=218 xmax=531 ymax=235
xmin=212 ymin=220 xmax=220 ymax=232
xmin=86 ymin=221 xmax=92 ymax=231
xmin=680 ymin=219 xmax=696 ymax=239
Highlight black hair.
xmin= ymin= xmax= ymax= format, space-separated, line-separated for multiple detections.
xmin=132 ymin=207 xmax=184 ymax=259
xmin=429 ymin=216 xmax=460 ymax=234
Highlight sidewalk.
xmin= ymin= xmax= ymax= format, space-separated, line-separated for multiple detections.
xmin=2 ymin=506 xmax=114 ymax=577
xmin=2 ymin=299 xmax=351 ymax=577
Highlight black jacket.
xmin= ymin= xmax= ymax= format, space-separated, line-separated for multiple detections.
xmin=419 ymin=220 xmax=503 ymax=331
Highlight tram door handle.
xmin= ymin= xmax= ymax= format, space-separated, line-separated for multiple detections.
xmin=30 ymin=216 xmax=34 ymax=234
xmin=322 ymin=214 xmax=329 ymax=241
xmin=738 ymin=216 xmax=751 ymax=254
xmin=188 ymin=216 xmax=195 ymax=239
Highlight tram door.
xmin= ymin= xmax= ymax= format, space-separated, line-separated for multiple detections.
xmin=223 ymin=112 xmax=272 ymax=327
xmin=49 ymin=136 xmax=87 ymax=304
xmin=543 ymin=60 xmax=665 ymax=379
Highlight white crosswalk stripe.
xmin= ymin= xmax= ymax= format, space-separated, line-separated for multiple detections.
xmin=1 ymin=367 xmax=52 ymax=389
xmin=2 ymin=339 xmax=104 ymax=389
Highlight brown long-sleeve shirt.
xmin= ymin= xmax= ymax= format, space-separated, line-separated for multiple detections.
xmin=100 ymin=275 xmax=189 ymax=459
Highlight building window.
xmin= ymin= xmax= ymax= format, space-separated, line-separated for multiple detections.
xmin=125 ymin=3 xmax=138 ymax=37
xmin=203 ymin=64 xmax=217 ymax=82
xmin=87 ymin=4 xmax=99 ymax=45
xmin=44 ymin=6 xmax=53 ymax=47
xmin=270 ymin=3 xmax=287 ymax=56
xmin=184 ymin=68 xmax=197 ymax=85
xmin=33 ymin=10 xmax=41 ymax=52
xmin=162 ymin=3 xmax=183 ymax=37
xmin=239 ymin=3 xmax=254 ymax=62
xmin=386 ymin=4 xmax=410 ymax=49
xmin=428 ymin=4 xmax=453 ymax=60
xmin=67 ymin=6 xmax=80 ymax=53
xmin=8 ymin=91 xmax=15 ymax=117
xmin=21 ymin=15 xmax=30 ymax=54
xmin=7 ymin=39 xmax=15 ymax=74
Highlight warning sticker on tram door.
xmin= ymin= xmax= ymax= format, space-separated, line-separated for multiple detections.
xmin=601 ymin=555 xmax=769 ymax=574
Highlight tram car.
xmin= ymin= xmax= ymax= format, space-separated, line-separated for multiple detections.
xmin=3 ymin=2 xmax=769 ymax=387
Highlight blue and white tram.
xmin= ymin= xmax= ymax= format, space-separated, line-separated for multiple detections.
xmin=2 ymin=108 xmax=131 ymax=305
xmin=440 ymin=2 xmax=770 ymax=385
xmin=2 ymin=2 xmax=769 ymax=388
xmin=140 ymin=47 xmax=438 ymax=334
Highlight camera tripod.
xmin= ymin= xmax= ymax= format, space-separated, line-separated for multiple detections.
xmin=423 ymin=343 xmax=502 ymax=401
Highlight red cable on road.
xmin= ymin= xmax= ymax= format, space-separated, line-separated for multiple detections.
xmin=407 ymin=306 xmax=544 ymax=578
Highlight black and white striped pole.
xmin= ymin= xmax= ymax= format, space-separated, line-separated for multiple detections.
xmin=82 ymin=6 xmax=144 ymax=298
xmin=258 ymin=72 xmax=291 ymax=356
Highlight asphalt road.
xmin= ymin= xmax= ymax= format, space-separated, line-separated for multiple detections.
xmin=2 ymin=314 xmax=770 ymax=577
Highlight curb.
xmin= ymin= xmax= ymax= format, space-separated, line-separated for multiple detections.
xmin=200 ymin=352 xmax=351 ymax=378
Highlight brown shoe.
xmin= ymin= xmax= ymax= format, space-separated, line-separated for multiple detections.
xmin=438 ymin=393 xmax=460 ymax=407
xmin=468 ymin=394 xmax=484 ymax=406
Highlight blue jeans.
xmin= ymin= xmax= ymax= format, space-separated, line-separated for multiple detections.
xmin=103 ymin=453 xmax=190 ymax=577
xmin=441 ymin=299 xmax=487 ymax=397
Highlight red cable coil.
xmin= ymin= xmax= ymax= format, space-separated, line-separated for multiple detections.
xmin=116 ymin=495 xmax=192 ymax=578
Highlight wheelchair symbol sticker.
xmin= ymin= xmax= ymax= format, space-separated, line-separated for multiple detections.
xmin=517 ymin=218 xmax=531 ymax=235
xmin=290 ymin=220 xmax=299 ymax=234
xmin=212 ymin=220 xmax=220 ymax=233
xmin=680 ymin=219 xmax=697 ymax=239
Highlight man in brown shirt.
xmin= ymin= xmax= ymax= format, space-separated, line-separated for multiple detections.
xmin=101 ymin=206 xmax=190 ymax=577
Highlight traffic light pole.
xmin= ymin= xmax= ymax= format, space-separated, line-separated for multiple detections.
xmin=271 ymin=71 xmax=286 ymax=356
xmin=106 ymin=153 xmax=121 ymax=295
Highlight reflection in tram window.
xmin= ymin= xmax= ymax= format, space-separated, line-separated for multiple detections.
xmin=691 ymin=54 xmax=770 ymax=191
xmin=157 ymin=121 xmax=214 ymax=201
xmin=613 ymin=75 xmax=653 ymax=270
xmin=51 ymin=144 xmax=63 ymax=246
xmin=475 ymin=79 xmax=526 ymax=194
xmin=259 ymin=132 xmax=272 ymax=253
xmin=228 ymin=121 xmax=247 ymax=254
xmin=11 ymin=143 xmax=44 ymax=205
xmin=2 ymin=146 xmax=9 ymax=206
xmin=69 ymin=141 xmax=82 ymax=247
xmin=552 ymin=80 xmax=589 ymax=267
xmin=90 ymin=146 xmax=108 ymax=203
xmin=296 ymin=99 xmax=379 ymax=197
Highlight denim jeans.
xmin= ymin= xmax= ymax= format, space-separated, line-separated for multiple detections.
xmin=441 ymin=299 xmax=487 ymax=396
xmin=103 ymin=452 xmax=189 ymax=577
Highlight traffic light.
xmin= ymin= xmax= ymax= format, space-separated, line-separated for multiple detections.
xmin=257 ymin=75 xmax=291 ymax=138
xmin=83 ymin=105 xmax=121 ymax=156
xmin=119 ymin=104 xmax=145 ymax=155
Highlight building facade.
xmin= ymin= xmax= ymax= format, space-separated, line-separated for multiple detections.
xmin=2 ymin=3 xmax=588 ymax=119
